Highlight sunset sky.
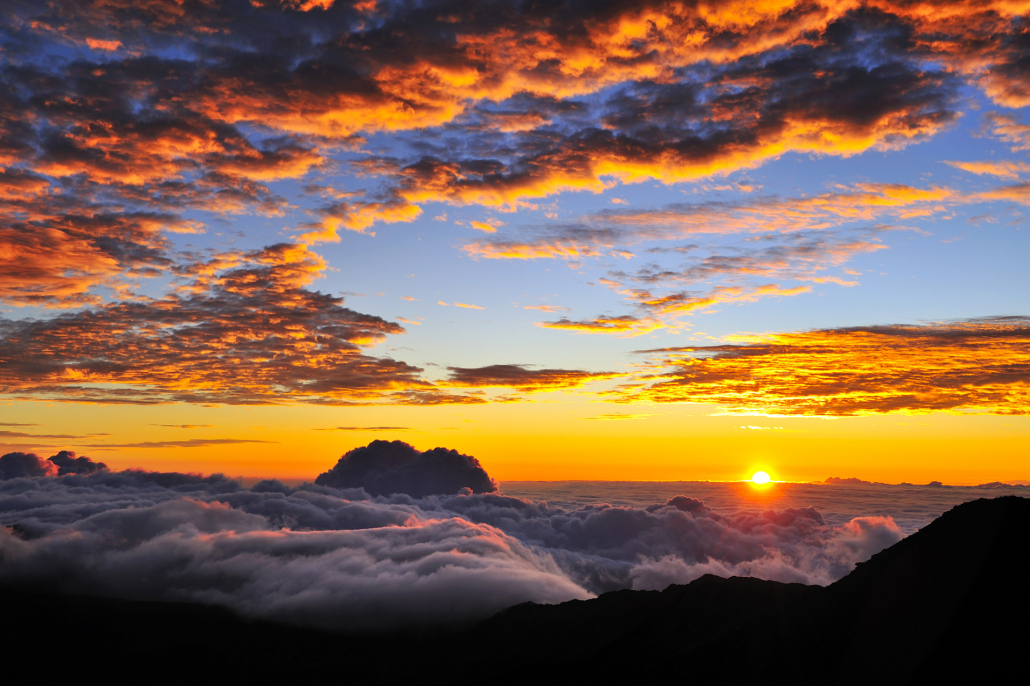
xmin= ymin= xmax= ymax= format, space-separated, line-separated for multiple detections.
xmin=2 ymin=0 xmax=1028 ymax=484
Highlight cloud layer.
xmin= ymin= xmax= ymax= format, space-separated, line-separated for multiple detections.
xmin=1 ymin=445 xmax=904 ymax=629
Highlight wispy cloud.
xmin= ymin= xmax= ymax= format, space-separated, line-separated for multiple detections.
xmin=312 ymin=426 xmax=412 ymax=432
xmin=151 ymin=424 xmax=216 ymax=429
xmin=83 ymin=439 xmax=277 ymax=449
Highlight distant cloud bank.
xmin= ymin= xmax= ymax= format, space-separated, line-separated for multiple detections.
xmin=1 ymin=443 xmax=909 ymax=629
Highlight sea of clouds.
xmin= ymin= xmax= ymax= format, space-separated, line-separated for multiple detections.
xmin=0 ymin=444 xmax=912 ymax=630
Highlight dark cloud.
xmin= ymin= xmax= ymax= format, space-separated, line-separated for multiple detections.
xmin=315 ymin=440 xmax=497 ymax=497
xmin=0 ymin=452 xmax=57 ymax=479
xmin=0 ymin=450 xmax=106 ymax=478
xmin=0 ymin=0 xmax=1000 ymax=247
xmin=443 ymin=364 xmax=621 ymax=390
xmin=46 ymin=450 xmax=107 ymax=475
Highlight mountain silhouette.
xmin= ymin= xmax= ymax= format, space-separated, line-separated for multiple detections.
xmin=2 ymin=496 xmax=1026 ymax=683
xmin=470 ymin=495 xmax=1030 ymax=684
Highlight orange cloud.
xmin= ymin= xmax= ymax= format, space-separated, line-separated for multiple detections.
xmin=85 ymin=38 xmax=122 ymax=51
xmin=0 ymin=243 xmax=493 ymax=405
xmin=538 ymin=315 xmax=664 ymax=336
xmin=945 ymin=160 xmax=1030 ymax=179
xmin=299 ymin=201 xmax=422 ymax=242
xmin=614 ymin=317 xmax=1030 ymax=416
xmin=0 ymin=169 xmax=203 ymax=307
xmin=469 ymin=220 xmax=501 ymax=233
xmin=523 ymin=304 xmax=569 ymax=312
xmin=980 ymin=112 xmax=1030 ymax=151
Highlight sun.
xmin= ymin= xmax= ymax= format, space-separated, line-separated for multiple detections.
xmin=751 ymin=471 xmax=772 ymax=484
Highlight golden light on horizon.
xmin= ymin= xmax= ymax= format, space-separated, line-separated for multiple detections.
xmin=751 ymin=471 xmax=772 ymax=484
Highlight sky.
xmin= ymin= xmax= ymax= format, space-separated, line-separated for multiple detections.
xmin=2 ymin=0 xmax=1029 ymax=484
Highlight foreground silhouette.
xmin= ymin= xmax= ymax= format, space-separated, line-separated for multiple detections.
xmin=3 ymin=497 xmax=1027 ymax=684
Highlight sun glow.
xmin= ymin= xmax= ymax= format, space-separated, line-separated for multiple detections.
xmin=751 ymin=471 xmax=772 ymax=484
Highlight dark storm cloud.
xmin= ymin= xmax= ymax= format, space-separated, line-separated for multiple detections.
xmin=0 ymin=442 xmax=906 ymax=628
xmin=315 ymin=440 xmax=497 ymax=497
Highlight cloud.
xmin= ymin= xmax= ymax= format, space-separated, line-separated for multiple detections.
xmin=298 ymin=201 xmax=422 ymax=242
xmin=475 ymin=220 xmax=898 ymax=335
xmin=0 ymin=450 xmax=106 ymax=479
xmin=538 ymin=314 xmax=665 ymax=336
xmin=315 ymin=439 xmax=497 ymax=497
xmin=465 ymin=184 xmax=950 ymax=262
xmin=613 ymin=317 xmax=1030 ymax=416
xmin=0 ymin=431 xmax=95 ymax=440
xmin=0 ymin=452 xmax=57 ymax=479
xmin=4 ymin=0 xmax=977 ymax=238
xmin=628 ymin=514 xmax=902 ymax=589
xmin=0 ymin=454 xmax=909 ymax=628
xmin=0 ymin=243 xmax=487 ymax=406
xmin=83 ymin=439 xmax=274 ymax=449
xmin=945 ymin=160 xmax=1030 ymax=179
xmin=384 ymin=42 xmax=956 ymax=217
xmin=313 ymin=426 xmax=412 ymax=432
xmin=152 ymin=425 xmax=216 ymax=429
xmin=46 ymin=450 xmax=108 ymax=475
xmin=1 ymin=1 xmax=1026 ymax=406
xmin=537 ymin=282 xmax=816 ymax=337
xmin=980 ymin=112 xmax=1030 ymax=151
xmin=523 ymin=305 xmax=569 ymax=312
xmin=0 ymin=492 xmax=586 ymax=630
xmin=443 ymin=364 xmax=621 ymax=390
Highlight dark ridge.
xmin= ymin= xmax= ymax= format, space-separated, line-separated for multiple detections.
xmin=2 ymin=497 xmax=1027 ymax=684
